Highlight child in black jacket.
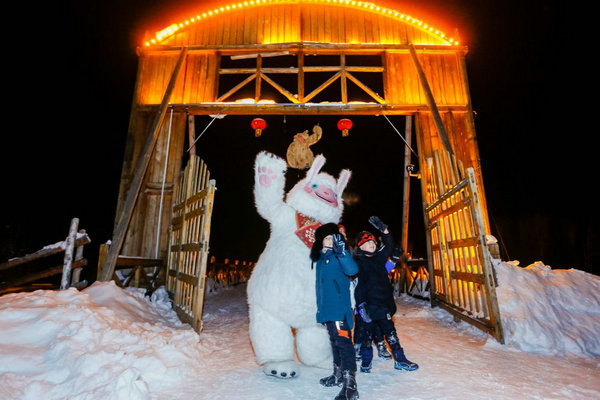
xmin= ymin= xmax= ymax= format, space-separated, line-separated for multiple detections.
xmin=353 ymin=216 xmax=418 ymax=373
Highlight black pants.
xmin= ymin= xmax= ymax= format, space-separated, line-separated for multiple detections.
xmin=325 ymin=320 xmax=357 ymax=372
xmin=353 ymin=315 xmax=384 ymax=345
xmin=360 ymin=317 xmax=401 ymax=353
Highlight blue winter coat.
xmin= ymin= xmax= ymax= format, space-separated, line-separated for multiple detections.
xmin=315 ymin=249 xmax=359 ymax=329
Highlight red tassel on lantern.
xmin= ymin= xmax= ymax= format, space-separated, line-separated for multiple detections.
xmin=251 ymin=118 xmax=267 ymax=137
xmin=337 ymin=118 xmax=353 ymax=137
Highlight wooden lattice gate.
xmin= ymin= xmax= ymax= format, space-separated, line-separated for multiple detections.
xmin=423 ymin=150 xmax=505 ymax=343
xmin=166 ymin=154 xmax=216 ymax=332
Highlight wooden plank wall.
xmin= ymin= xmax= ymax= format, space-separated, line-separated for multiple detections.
xmin=385 ymin=52 xmax=467 ymax=106
xmin=138 ymin=53 xmax=218 ymax=105
xmin=159 ymin=3 xmax=448 ymax=47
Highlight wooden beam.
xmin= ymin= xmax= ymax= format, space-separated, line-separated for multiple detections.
xmin=140 ymin=43 xmax=469 ymax=54
xmin=303 ymin=71 xmax=341 ymax=102
xmin=255 ymin=55 xmax=262 ymax=103
xmin=0 ymin=235 xmax=91 ymax=272
xmin=408 ymin=44 xmax=453 ymax=154
xmin=100 ymin=47 xmax=188 ymax=282
xmin=187 ymin=115 xmax=196 ymax=156
xmin=60 ymin=218 xmax=79 ymax=290
xmin=215 ymin=73 xmax=257 ymax=102
xmin=346 ymin=71 xmax=386 ymax=104
xmin=298 ymin=52 xmax=305 ymax=102
xmin=260 ymin=73 xmax=300 ymax=103
xmin=401 ymin=116 xmax=412 ymax=253
xmin=340 ymin=53 xmax=347 ymax=104
xmin=139 ymin=103 xmax=468 ymax=115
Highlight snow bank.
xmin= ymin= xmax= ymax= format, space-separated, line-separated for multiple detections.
xmin=0 ymin=282 xmax=203 ymax=400
xmin=492 ymin=260 xmax=600 ymax=357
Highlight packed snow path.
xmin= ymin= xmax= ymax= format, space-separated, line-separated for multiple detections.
xmin=188 ymin=284 xmax=600 ymax=400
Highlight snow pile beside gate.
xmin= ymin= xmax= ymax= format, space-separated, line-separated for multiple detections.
xmin=0 ymin=281 xmax=205 ymax=400
xmin=492 ymin=259 xmax=600 ymax=357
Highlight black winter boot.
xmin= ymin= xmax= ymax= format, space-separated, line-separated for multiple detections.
xmin=392 ymin=348 xmax=419 ymax=371
xmin=334 ymin=370 xmax=359 ymax=400
xmin=376 ymin=341 xmax=392 ymax=359
xmin=320 ymin=363 xmax=342 ymax=387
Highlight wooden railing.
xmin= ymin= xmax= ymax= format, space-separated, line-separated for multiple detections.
xmin=96 ymin=243 xmax=163 ymax=293
xmin=0 ymin=218 xmax=90 ymax=294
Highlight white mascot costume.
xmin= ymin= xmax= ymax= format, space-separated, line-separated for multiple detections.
xmin=248 ymin=151 xmax=351 ymax=378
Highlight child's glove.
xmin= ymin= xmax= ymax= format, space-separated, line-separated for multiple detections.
xmin=332 ymin=234 xmax=346 ymax=255
xmin=358 ymin=302 xmax=372 ymax=323
xmin=368 ymin=215 xmax=388 ymax=233
xmin=391 ymin=247 xmax=404 ymax=263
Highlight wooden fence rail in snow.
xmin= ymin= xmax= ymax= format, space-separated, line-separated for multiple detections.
xmin=96 ymin=243 xmax=163 ymax=292
xmin=0 ymin=218 xmax=90 ymax=294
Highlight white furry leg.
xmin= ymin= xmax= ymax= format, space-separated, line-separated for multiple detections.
xmin=249 ymin=304 xmax=298 ymax=378
xmin=295 ymin=324 xmax=333 ymax=369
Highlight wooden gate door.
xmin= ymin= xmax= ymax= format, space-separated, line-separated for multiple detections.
xmin=422 ymin=150 xmax=505 ymax=343
xmin=166 ymin=154 xmax=216 ymax=332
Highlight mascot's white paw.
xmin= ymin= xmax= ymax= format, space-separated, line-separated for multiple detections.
xmin=255 ymin=151 xmax=287 ymax=187
xmin=263 ymin=361 xmax=299 ymax=379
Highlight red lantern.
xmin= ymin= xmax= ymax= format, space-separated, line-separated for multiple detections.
xmin=337 ymin=118 xmax=353 ymax=137
xmin=251 ymin=118 xmax=267 ymax=137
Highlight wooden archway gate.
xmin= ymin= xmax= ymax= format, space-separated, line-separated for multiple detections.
xmin=101 ymin=44 xmax=504 ymax=342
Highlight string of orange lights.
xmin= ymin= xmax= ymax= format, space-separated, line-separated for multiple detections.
xmin=144 ymin=0 xmax=459 ymax=47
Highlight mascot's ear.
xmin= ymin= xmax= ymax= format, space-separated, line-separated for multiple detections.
xmin=336 ymin=169 xmax=351 ymax=195
xmin=305 ymin=154 xmax=326 ymax=182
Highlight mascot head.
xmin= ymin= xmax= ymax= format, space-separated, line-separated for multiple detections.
xmin=286 ymin=154 xmax=351 ymax=223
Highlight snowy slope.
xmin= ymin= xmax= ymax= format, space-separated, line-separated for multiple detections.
xmin=0 ymin=261 xmax=599 ymax=400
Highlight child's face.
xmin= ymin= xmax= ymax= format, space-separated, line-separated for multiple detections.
xmin=322 ymin=235 xmax=333 ymax=249
xmin=359 ymin=240 xmax=376 ymax=253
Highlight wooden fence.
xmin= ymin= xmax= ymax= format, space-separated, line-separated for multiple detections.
xmin=423 ymin=150 xmax=504 ymax=342
xmin=166 ymin=155 xmax=216 ymax=332
xmin=0 ymin=218 xmax=90 ymax=294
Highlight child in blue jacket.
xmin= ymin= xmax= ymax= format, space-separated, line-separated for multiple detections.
xmin=311 ymin=223 xmax=359 ymax=400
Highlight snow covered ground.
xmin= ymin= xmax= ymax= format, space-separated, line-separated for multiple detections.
xmin=1 ymin=260 xmax=599 ymax=400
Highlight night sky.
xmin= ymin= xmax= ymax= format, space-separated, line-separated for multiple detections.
xmin=2 ymin=0 xmax=596 ymax=282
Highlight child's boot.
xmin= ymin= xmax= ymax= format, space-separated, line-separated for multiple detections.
xmin=376 ymin=341 xmax=392 ymax=359
xmin=392 ymin=348 xmax=419 ymax=371
xmin=334 ymin=370 xmax=359 ymax=400
xmin=320 ymin=363 xmax=342 ymax=387
xmin=354 ymin=343 xmax=361 ymax=361
xmin=359 ymin=346 xmax=373 ymax=373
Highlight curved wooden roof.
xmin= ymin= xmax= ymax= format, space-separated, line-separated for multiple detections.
xmin=145 ymin=0 xmax=459 ymax=48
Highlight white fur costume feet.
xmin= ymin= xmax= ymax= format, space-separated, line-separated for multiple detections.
xmin=248 ymin=151 xmax=351 ymax=378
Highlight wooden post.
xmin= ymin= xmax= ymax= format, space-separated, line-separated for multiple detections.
xmin=70 ymin=229 xmax=86 ymax=285
xmin=408 ymin=44 xmax=453 ymax=155
xmin=298 ymin=52 xmax=305 ymax=102
xmin=467 ymin=168 xmax=505 ymax=343
xmin=401 ymin=116 xmax=412 ymax=253
xmin=187 ymin=115 xmax=196 ymax=156
xmin=340 ymin=53 xmax=347 ymax=103
xmin=398 ymin=116 xmax=413 ymax=294
xmin=100 ymin=47 xmax=188 ymax=282
xmin=60 ymin=218 xmax=79 ymax=290
xmin=255 ymin=54 xmax=262 ymax=102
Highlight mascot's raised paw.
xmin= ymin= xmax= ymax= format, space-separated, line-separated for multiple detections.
xmin=255 ymin=151 xmax=287 ymax=188
xmin=264 ymin=361 xmax=299 ymax=379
